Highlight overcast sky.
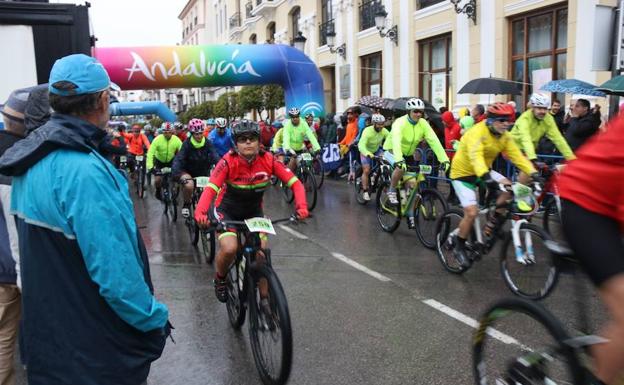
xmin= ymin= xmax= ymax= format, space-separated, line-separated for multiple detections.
xmin=53 ymin=0 xmax=188 ymax=47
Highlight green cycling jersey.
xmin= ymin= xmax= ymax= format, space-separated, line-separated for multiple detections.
xmin=146 ymin=134 xmax=183 ymax=170
xmin=358 ymin=126 xmax=389 ymax=157
xmin=271 ymin=128 xmax=284 ymax=152
xmin=282 ymin=119 xmax=321 ymax=153
xmin=510 ymin=110 xmax=575 ymax=161
xmin=383 ymin=114 xmax=449 ymax=163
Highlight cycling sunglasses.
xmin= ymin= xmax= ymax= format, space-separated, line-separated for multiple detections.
xmin=490 ymin=117 xmax=514 ymax=124
xmin=236 ymin=134 xmax=259 ymax=143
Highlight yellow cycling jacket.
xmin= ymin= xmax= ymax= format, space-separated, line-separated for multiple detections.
xmin=450 ymin=121 xmax=536 ymax=179
xmin=510 ymin=110 xmax=575 ymax=161
xmin=383 ymin=115 xmax=448 ymax=163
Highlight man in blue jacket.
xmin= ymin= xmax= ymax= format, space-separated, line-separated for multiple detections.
xmin=0 ymin=54 xmax=170 ymax=385
xmin=208 ymin=117 xmax=233 ymax=157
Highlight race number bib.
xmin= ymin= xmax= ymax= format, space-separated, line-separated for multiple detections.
xmin=119 ymin=156 xmax=127 ymax=162
xmin=195 ymin=176 xmax=210 ymax=188
xmin=160 ymin=167 xmax=172 ymax=174
xmin=135 ymin=155 xmax=144 ymax=162
xmin=244 ymin=217 xmax=276 ymax=235
xmin=300 ymin=153 xmax=313 ymax=161
xmin=419 ymin=165 xmax=432 ymax=175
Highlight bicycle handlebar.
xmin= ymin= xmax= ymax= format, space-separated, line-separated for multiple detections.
xmin=212 ymin=214 xmax=305 ymax=231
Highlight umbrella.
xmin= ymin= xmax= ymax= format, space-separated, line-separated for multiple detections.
xmin=596 ymin=75 xmax=624 ymax=96
xmin=356 ymin=95 xmax=392 ymax=110
xmin=458 ymin=77 xmax=522 ymax=95
xmin=540 ymin=79 xmax=605 ymax=97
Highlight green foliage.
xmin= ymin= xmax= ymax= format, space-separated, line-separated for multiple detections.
xmin=179 ymin=101 xmax=216 ymax=123
xmin=263 ymin=84 xmax=285 ymax=111
xmin=214 ymin=92 xmax=244 ymax=120
xmin=238 ymin=85 xmax=264 ymax=115
xmin=149 ymin=117 xmax=163 ymax=129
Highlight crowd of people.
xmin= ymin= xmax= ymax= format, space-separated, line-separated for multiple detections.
xmin=0 ymin=52 xmax=622 ymax=385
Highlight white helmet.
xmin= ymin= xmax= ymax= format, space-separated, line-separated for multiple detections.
xmin=405 ymin=98 xmax=425 ymax=111
xmin=288 ymin=107 xmax=300 ymax=117
xmin=215 ymin=117 xmax=227 ymax=128
xmin=529 ymin=93 xmax=550 ymax=108
xmin=371 ymin=113 xmax=386 ymax=124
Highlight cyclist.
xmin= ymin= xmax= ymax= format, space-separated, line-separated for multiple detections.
xmin=144 ymin=124 xmax=155 ymax=143
xmin=357 ymin=113 xmax=389 ymax=201
xmin=511 ymin=93 xmax=575 ymax=170
xmin=383 ymin=97 xmax=450 ymax=227
xmin=126 ymin=124 xmax=151 ymax=174
xmin=558 ymin=115 xmax=624 ymax=385
xmin=194 ymin=120 xmax=309 ymax=303
xmin=270 ymin=121 xmax=284 ymax=162
xmin=208 ymin=117 xmax=233 ymax=158
xmin=282 ymin=107 xmax=321 ymax=171
xmin=174 ymin=121 xmax=187 ymax=142
xmin=146 ymin=122 xmax=183 ymax=200
xmin=172 ymin=118 xmax=219 ymax=218
xmin=204 ymin=118 xmax=215 ymax=138
xmin=450 ymin=102 xmax=539 ymax=268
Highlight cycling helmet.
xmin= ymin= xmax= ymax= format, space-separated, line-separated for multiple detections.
xmin=371 ymin=113 xmax=386 ymax=124
xmin=405 ymin=98 xmax=425 ymax=111
xmin=232 ymin=119 xmax=260 ymax=140
xmin=188 ymin=118 xmax=205 ymax=134
xmin=143 ymin=124 xmax=152 ymax=131
xmin=206 ymin=118 xmax=216 ymax=125
xmin=487 ymin=102 xmax=516 ymax=120
xmin=529 ymin=93 xmax=550 ymax=108
xmin=271 ymin=120 xmax=283 ymax=129
xmin=288 ymin=107 xmax=300 ymax=117
xmin=173 ymin=121 xmax=184 ymax=130
xmin=305 ymin=112 xmax=314 ymax=119
xmin=215 ymin=117 xmax=227 ymax=128
xmin=161 ymin=122 xmax=174 ymax=132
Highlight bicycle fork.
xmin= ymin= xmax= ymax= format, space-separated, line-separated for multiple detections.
xmin=511 ymin=219 xmax=535 ymax=265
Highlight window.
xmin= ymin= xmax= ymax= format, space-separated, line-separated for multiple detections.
xmin=266 ymin=21 xmax=276 ymax=43
xmin=289 ymin=6 xmax=301 ymax=43
xmin=361 ymin=52 xmax=382 ymax=97
xmin=249 ymin=33 xmax=257 ymax=44
xmin=509 ymin=5 xmax=567 ymax=107
xmin=419 ymin=34 xmax=452 ymax=111
xmin=319 ymin=0 xmax=333 ymax=46
xmin=417 ymin=0 xmax=444 ymax=9
xmin=359 ymin=0 xmax=381 ymax=31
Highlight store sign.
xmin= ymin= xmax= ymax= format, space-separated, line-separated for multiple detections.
xmin=340 ymin=64 xmax=350 ymax=99
xmin=431 ymin=73 xmax=447 ymax=111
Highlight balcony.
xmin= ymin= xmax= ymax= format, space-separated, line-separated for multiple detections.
xmin=359 ymin=0 xmax=381 ymax=31
xmin=256 ymin=0 xmax=263 ymax=4
xmin=251 ymin=0 xmax=280 ymax=18
xmin=229 ymin=12 xmax=241 ymax=28
xmin=245 ymin=2 xmax=253 ymax=18
xmin=417 ymin=0 xmax=445 ymax=9
xmin=318 ymin=19 xmax=334 ymax=46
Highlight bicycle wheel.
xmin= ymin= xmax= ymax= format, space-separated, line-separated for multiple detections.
xmin=542 ymin=197 xmax=563 ymax=241
xmin=226 ymin=258 xmax=247 ymax=329
xmin=312 ymin=157 xmax=324 ymax=189
xmin=281 ymin=182 xmax=294 ymax=203
xmin=200 ymin=229 xmax=216 ymax=264
xmin=500 ymin=223 xmax=558 ymax=300
xmin=248 ymin=265 xmax=293 ymax=385
xmin=162 ymin=186 xmax=170 ymax=216
xmin=435 ymin=208 xmax=471 ymax=274
xmin=138 ymin=166 xmax=145 ymax=199
xmin=375 ymin=182 xmax=400 ymax=233
xmin=170 ymin=184 xmax=179 ymax=223
xmin=187 ymin=205 xmax=199 ymax=245
xmin=473 ymin=297 xmax=586 ymax=385
xmin=414 ymin=188 xmax=448 ymax=249
xmin=354 ymin=167 xmax=367 ymax=205
xmin=301 ymin=170 xmax=317 ymax=211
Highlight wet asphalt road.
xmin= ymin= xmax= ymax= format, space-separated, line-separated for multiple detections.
xmin=15 ymin=177 xmax=607 ymax=385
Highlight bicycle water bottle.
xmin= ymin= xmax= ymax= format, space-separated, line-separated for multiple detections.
xmin=399 ymin=189 xmax=407 ymax=204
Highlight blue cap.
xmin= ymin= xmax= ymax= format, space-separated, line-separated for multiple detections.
xmin=206 ymin=118 xmax=215 ymax=125
xmin=49 ymin=54 xmax=120 ymax=96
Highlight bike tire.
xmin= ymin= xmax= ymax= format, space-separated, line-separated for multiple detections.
xmin=138 ymin=167 xmax=145 ymax=199
xmin=375 ymin=182 xmax=400 ymax=233
xmin=542 ymin=197 xmax=561 ymax=237
xmin=187 ymin=205 xmax=199 ymax=246
xmin=200 ymin=229 xmax=216 ymax=264
xmin=301 ymin=170 xmax=317 ymax=211
xmin=354 ymin=167 xmax=367 ymax=205
xmin=473 ymin=297 xmax=586 ymax=385
xmin=414 ymin=188 xmax=448 ymax=249
xmin=281 ymin=182 xmax=294 ymax=203
xmin=500 ymin=223 xmax=558 ymax=300
xmin=248 ymin=265 xmax=293 ymax=385
xmin=313 ymin=157 xmax=324 ymax=189
xmin=226 ymin=258 xmax=247 ymax=329
xmin=434 ymin=208 xmax=471 ymax=274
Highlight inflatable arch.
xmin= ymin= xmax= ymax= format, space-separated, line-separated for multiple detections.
xmin=94 ymin=45 xmax=325 ymax=118
xmin=109 ymin=101 xmax=176 ymax=122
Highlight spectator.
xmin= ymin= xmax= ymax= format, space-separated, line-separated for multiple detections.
xmin=337 ymin=113 xmax=348 ymax=142
xmin=0 ymin=87 xmax=28 ymax=385
xmin=0 ymin=54 xmax=170 ymax=385
xmin=259 ymin=119 xmax=276 ymax=149
xmin=320 ymin=112 xmax=337 ymax=146
xmin=458 ymin=107 xmax=470 ymax=119
xmin=439 ymin=106 xmax=448 ymax=114
xmin=507 ymin=100 xmax=520 ymax=120
xmin=441 ymin=111 xmax=461 ymax=159
xmin=565 ymin=99 xmax=602 ymax=151
xmin=471 ymin=104 xmax=485 ymax=123
xmin=338 ymin=106 xmax=360 ymax=148
xmin=563 ymin=99 xmax=576 ymax=126
xmin=550 ymin=99 xmax=566 ymax=133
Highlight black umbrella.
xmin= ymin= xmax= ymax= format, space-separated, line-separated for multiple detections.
xmin=357 ymin=95 xmax=393 ymax=110
xmin=458 ymin=77 xmax=522 ymax=95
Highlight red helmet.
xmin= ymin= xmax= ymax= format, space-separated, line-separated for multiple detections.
xmin=487 ymin=102 xmax=515 ymax=121
xmin=188 ymin=118 xmax=205 ymax=134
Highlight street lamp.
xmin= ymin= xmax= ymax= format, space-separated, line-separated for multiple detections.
xmin=450 ymin=0 xmax=477 ymax=25
xmin=374 ymin=5 xmax=398 ymax=46
xmin=325 ymin=30 xmax=346 ymax=59
xmin=293 ymin=31 xmax=307 ymax=52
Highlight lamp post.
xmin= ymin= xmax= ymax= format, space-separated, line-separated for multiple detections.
xmin=374 ymin=5 xmax=398 ymax=46
xmin=325 ymin=30 xmax=346 ymax=59
xmin=293 ymin=31 xmax=307 ymax=52
xmin=450 ymin=0 xmax=477 ymax=25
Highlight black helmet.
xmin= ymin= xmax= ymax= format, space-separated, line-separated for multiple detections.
xmin=232 ymin=119 xmax=260 ymax=140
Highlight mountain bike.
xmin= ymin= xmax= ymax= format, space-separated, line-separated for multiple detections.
xmin=153 ymin=167 xmax=179 ymax=222
xmin=182 ymin=176 xmax=216 ymax=263
xmin=533 ymin=162 xmax=563 ymax=240
xmin=219 ymin=215 xmax=298 ymax=385
xmin=376 ymin=163 xmax=448 ymax=249
xmin=354 ymin=155 xmax=392 ymax=205
xmin=130 ymin=154 xmax=146 ymax=199
xmin=473 ymin=240 xmax=605 ymax=385
xmin=435 ymin=182 xmax=556 ymax=300
xmin=312 ymin=153 xmax=325 ymax=189
xmin=282 ymin=151 xmax=317 ymax=211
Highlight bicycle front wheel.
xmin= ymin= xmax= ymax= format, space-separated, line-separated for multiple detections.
xmin=138 ymin=167 xmax=145 ymax=199
xmin=435 ymin=209 xmax=470 ymax=274
xmin=354 ymin=167 xmax=367 ymax=205
xmin=312 ymin=157 xmax=324 ymax=189
xmin=500 ymin=223 xmax=558 ymax=300
xmin=226 ymin=259 xmax=247 ymax=329
xmin=200 ymin=229 xmax=216 ymax=264
xmin=375 ymin=182 xmax=400 ymax=233
xmin=301 ymin=170 xmax=317 ymax=211
xmin=473 ymin=297 xmax=585 ymax=385
xmin=414 ymin=188 xmax=448 ymax=249
xmin=187 ymin=205 xmax=199 ymax=245
xmin=248 ymin=265 xmax=293 ymax=385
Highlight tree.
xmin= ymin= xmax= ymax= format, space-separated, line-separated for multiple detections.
xmin=214 ymin=92 xmax=244 ymax=121
xmin=263 ymin=84 xmax=285 ymax=121
xmin=179 ymin=101 xmax=216 ymax=123
xmin=149 ymin=117 xmax=163 ymax=129
xmin=238 ymin=85 xmax=264 ymax=117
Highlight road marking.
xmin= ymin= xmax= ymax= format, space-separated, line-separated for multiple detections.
xmin=331 ymin=252 xmax=391 ymax=282
xmin=278 ymin=224 xmax=308 ymax=239
xmin=423 ymin=299 xmax=532 ymax=350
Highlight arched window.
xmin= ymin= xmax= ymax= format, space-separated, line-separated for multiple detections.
xmin=266 ymin=21 xmax=276 ymax=44
xmin=289 ymin=6 xmax=301 ymax=45
xmin=249 ymin=33 xmax=257 ymax=44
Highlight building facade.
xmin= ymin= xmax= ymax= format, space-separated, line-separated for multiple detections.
xmin=181 ymin=0 xmax=617 ymax=114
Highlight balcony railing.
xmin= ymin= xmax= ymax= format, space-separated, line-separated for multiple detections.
xmin=417 ymin=0 xmax=445 ymax=9
xmin=229 ymin=12 xmax=241 ymax=28
xmin=256 ymin=0 xmax=263 ymax=5
xmin=318 ymin=19 xmax=334 ymax=46
xmin=359 ymin=0 xmax=381 ymax=31
xmin=245 ymin=2 xmax=253 ymax=18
